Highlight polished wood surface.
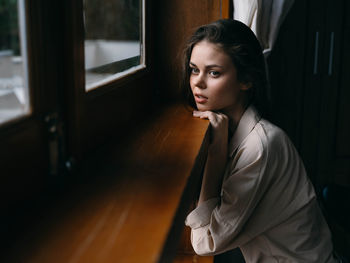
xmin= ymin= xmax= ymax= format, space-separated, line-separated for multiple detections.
xmin=173 ymin=254 xmax=213 ymax=263
xmin=174 ymin=224 xmax=213 ymax=263
xmin=4 ymin=104 xmax=209 ymax=263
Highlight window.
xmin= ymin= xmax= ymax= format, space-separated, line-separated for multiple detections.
xmin=0 ymin=0 xmax=30 ymax=124
xmin=83 ymin=0 xmax=145 ymax=91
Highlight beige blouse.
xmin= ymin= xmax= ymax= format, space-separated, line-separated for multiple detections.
xmin=185 ymin=106 xmax=337 ymax=262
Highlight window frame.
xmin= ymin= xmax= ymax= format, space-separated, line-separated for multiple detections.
xmin=84 ymin=0 xmax=147 ymax=92
xmin=62 ymin=0 xmax=155 ymax=161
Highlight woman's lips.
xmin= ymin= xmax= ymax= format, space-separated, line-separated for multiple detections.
xmin=194 ymin=94 xmax=208 ymax=104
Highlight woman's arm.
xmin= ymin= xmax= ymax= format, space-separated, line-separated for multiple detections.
xmin=193 ymin=110 xmax=229 ymax=204
xmin=185 ymin=121 xmax=266 ymax=255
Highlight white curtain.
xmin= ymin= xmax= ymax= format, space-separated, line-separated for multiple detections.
xmin=233 ymin=0 xmax=295 ymax=57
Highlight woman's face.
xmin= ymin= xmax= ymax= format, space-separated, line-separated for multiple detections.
xmin=189 ymin=41 xmax=248 ymax=114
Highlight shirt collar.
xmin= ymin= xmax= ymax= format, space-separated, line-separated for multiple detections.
xmin=229 ymin=105 xmax=261 ymax=157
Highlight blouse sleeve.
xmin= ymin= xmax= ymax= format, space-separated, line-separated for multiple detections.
xmin=185 ymin=132 xmax=267 ymax=256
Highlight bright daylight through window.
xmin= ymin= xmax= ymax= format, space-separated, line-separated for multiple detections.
xmin=84 ymin=0 xmax=145 ymax=91
xmin=0 ymin=0 xmax=29 ymax=125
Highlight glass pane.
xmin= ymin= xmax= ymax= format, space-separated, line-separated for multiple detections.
xmin=84 ymin=0 xmax=145 ymax=91
xmin=0 ymin=0 xmax=30 ymax=124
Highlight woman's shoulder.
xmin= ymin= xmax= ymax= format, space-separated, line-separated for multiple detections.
xmin=234 ymin=124 xmax=265 ymax=168
xmin=233 ymin=108 xmax=295 ymax=165
xmin=255 ymin=118 xmax=291 ymax=146
xmin=237 ymin=118 xmax=293 ymax=163
xmin=239 ymin=106 xmax=290 ymax=151
xmin=252 ymin=119 xmax=300 ymax=164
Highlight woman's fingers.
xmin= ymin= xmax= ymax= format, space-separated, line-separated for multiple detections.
xmin=193 ymin=110 xmax=217 ymax=123
xmin=193 ymin=110 xmax=209 ymax=118
xmin=193 ymin=111 xmax=227 ymax=128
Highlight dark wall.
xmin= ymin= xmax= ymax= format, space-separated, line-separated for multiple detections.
xmin=154 ymin=0 xmax=224 ymax=102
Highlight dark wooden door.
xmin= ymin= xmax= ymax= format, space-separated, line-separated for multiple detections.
xmin=317 ymin=0 xmax=350 ymax=187
xmin=0 ymin=1 xmax=64 ymax=211
xmin=274 ymin=0 xmax=350 ymax=188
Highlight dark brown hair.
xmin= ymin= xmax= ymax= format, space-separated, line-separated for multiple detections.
xmin=181 ymin=19 xmax=269 ymax=116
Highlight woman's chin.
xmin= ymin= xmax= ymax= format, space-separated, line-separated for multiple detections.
xmin=196 ymin=104 xmax=212 ymax=112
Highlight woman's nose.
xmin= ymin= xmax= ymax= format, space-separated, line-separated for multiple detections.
xmin=192 ymin=73 xmax=206 ymax=89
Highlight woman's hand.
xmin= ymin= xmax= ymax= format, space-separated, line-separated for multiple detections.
xmin=193 ymin=110 xmax=229 ymax=158
xmin=193 ymin=110 xmax=229 ymax=203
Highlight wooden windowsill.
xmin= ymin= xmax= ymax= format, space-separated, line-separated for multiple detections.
xmin=5 ymin=103 xmax=210 ymax=263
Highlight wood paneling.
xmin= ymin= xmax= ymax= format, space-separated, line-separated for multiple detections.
xmin=222 ymin=0 xmax=233 ymax=19
xmin=154 ymin=0 xmax=224 ymax=101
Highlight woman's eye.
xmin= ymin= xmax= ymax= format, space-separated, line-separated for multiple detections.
xmin=190 ymin=68 xmax=199 ymax=74
xmin=209 ymin=71 xmax=220 ymax=77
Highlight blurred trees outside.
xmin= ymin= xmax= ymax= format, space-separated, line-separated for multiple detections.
xmin=0 ymin=0 xmax=19 ymax=55
xmin=1 ymin=0 xmax=141 ymax=54
xmin=84 ymin=0 xmax=140 ymax=41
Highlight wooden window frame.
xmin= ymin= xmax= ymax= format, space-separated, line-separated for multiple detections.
xmin=62 ymin=0 xmax=155 ymax=162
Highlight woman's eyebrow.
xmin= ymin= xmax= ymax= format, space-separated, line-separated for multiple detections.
xmin=189 ymin=62 xmax=223 ymax=68
xmin=206 ymin=64 xmax=223 ymax=68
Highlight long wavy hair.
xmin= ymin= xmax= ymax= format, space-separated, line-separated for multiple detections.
xmin=181 ymin=19 xmax=270 ymax=117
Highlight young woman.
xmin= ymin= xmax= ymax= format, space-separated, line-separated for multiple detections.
xmin=182 ymin=19 xmax=337 ymax=262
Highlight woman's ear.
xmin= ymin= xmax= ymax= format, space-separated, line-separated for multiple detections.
xmin=240 ymin=82 xmax=252 ymax=91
